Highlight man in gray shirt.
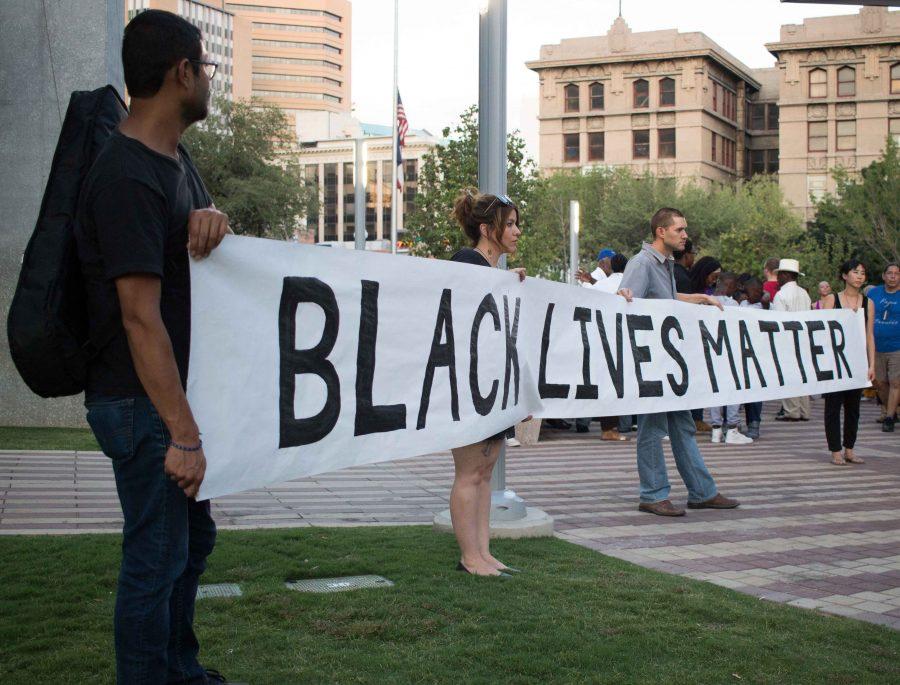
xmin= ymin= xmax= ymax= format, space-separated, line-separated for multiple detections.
xmin=617 ymin=208 xmax=740 ymax=517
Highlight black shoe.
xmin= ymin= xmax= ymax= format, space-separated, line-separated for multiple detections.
xmin=545 ymin=419 xmax=572 ymax=430
xmin=575 ymin=424 xmax=589 ymax=433
xmin=884 ymin=417 xmax=896 ymax=433
xmin=205 ymin=669 xmax=248 ymax=685
xmin=456 ymin=562 xmax=511 ymax=577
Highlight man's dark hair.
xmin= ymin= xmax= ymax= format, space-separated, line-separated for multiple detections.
xmin=123 ymin=10 xmax=202 ymax=98
xmin=650 ymin=207 xmax=684 ymax=238
xmin=673 ymin=239 xmax=693 ymax=262
xmin=884 ymin=262 xmax=899 ymax=274
xmin=838 ymin=259 xmax=865 ymax=278
xmin=610 ymin=253 xmax=628 ymax=274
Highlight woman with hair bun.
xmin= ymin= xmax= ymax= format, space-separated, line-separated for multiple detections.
xmin=448 ymin=188 xmax=525 ymax=577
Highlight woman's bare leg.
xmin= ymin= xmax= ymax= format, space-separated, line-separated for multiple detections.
xmin=450 ymin=443 xmax=501 ymax=575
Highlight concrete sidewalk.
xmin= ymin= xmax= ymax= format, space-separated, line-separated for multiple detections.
xmin=2 ymin=399 xmax=898 ymax=628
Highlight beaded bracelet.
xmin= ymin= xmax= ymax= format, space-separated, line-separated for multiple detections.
xmin=170 ymin=439 xmax=203 ymax=452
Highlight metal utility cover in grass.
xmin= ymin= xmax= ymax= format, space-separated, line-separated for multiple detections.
xmin=196 ymin=583 xmax=243 ymax=599
xmin=285 ymin=575 xmax=394 ymax=593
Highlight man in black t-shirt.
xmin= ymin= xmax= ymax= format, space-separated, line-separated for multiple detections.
xmin=75 ymin=11 xmax=237 ymax=685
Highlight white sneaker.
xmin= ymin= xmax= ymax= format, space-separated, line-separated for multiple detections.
xmin=724 ymin=428 xmax=753 ymax=445
xmin=710 ymin=427 xmax=723 ymax=443
xmin=506 ymin=437 xmax=521 ymax=447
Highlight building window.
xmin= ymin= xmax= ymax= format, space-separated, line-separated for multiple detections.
xmin=403 ymin=159 xmax=418 ymax=218
xmin=809 ymin=68 xmax=827 ymax=98
xmin=323 ymin=163 xmax=338 ymax=241
xmin=304 ymin=164 xmax=319 ymax=235
xmin=659 ymin=77 xmax=675 ymax=107
xmin=633 ymin=129 xmax=649 ymax=158
xmin=633 ymin=79 xmax=649 ymax=108
xmin=563 ymin=133 xmax=580 ymax=162
xmin=589 ymin=82 xmax=604 ymax=110
xmin=892 ymin=63 xmax=900 ymax=95
xmin=767 ymin=104 xmax=779 ymax=131
xmin=836 ymin=120 xmax=856 ymax=150
xmin=587 ymin=132 xmax=604 ymax=161
xmin=658 ymin=128 xmax=675 ymax=158
xmin=808 ymin=175 xmax=827 ymax=203
xmin=750 ymin=103 xmax=765 ymax=130
xmin=342 ymin=162 xmax=355 ymax=242
xmin=837 ymin=66 xmax=856 ymax=97
xmin=564 ymin=84 xmax=580 ymax=112
xmin=808 ymin=121 xmax=828 ymax=152
xmin=711 ymin=132 xmax=717 ymax=163
xmin=891 ymin=118 xmax=900 ymax=146
xmin=748 ymin=149 xmax=766 ymax=176
xmin=767 ymin=149 xmax=779 ymax=174
xmin=382 ymin=162 xmax=393 ymax=234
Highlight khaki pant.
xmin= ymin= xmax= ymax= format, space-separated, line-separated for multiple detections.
xmin=781 ymin=396 xmax=810 ymax=420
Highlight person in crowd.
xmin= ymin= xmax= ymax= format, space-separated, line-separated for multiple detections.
xmin=869 ymin=262 xmax=900 ymax=432
xmin=617 ymin=208 xmax=739 ymax=517
xmin=689 ymin=256 xmax=722 ymax=296
xmin=708 ymin=274 xmax=754 ymax=445
xmin=763 ymin=257 xmax=780 ymax=306
xmin=772 ymin=259 xmax=812 ymax=422
xmin=448 ymin=189 xmax=526 ymax=576
xmin=576 ymin=248 xmax=616 ymax=288
xmin=673 ymin=239 xmax=696 ymax=295
xmin=813 ymin=281 xmax=833 ymax=310
xmin=740 ymin=276 xmax=766 ymax=439
xmin=74 ymin=11 xmax=237 ymax=684
xmin=822 ymin=260 xmax=875 ymax=464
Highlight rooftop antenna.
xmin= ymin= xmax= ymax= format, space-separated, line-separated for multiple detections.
xmin=618 ymin=0 xmax=622 ymax=17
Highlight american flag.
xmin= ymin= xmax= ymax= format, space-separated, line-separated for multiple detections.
xmin=396 ymin=91 xmax=407 ymax=190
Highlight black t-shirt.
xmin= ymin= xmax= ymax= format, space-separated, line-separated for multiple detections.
xmin=75 ymin=130 xmax=212 ymax=397
xmin=674 ymin=262 xmax=692 ymax=295
xmin=451 ymin=247 xmax=490 ymax=267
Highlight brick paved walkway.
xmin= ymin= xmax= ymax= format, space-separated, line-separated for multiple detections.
xmin=1 ymin=399 xmax=898 ymax=628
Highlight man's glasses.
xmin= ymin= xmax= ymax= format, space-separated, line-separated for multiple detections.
xmin=485 ymin=193 xmax=513 ymax=214
xmin=189 ymin=59 xmax=219 ymax=80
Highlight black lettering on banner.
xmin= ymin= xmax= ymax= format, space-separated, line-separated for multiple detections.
xmin=699 ymin=320 xmax=741 ymax=393
xmin=828 ymin=320 xmax=852 ymax=380
xmin=596 ymin=311 xmax=625 ymax=399
xmin=539 ymin=303 xmax=571 ymax=399
xmin=417 ymin=289 xmax=460 ymax=430
xmin=738 ymin=320 xmax=767 ymax=389
xmin=626 ymin=315 xmax=663 ymax=398
xmin=806 ymin=320 xmax=834 ymax=382
xmin=502 ymin=296 xmax=521 ymax=409
xmin=573 ymin=307 xmax=599 ymax=399
xmin=470 ymin=294 xmax=501 ymax=416
xmin=758 ymin=321 xmax=785 ymax=386
xmin=354 ymin=280 xmax=407 ymax=437
xmin=278 ymin=277 xmax=340 ymax=448
xmin=782 ymin=321 xmax=808 ymax=383
xmin=661 ymin=316 xmax=688 ymax=396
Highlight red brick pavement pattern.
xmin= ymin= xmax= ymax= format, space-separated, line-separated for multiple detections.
xmin=1 ymin=400 xmax=898 ymax=627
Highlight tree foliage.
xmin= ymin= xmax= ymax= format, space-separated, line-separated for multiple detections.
xmin=183 ymin=97 xmax=316 ymax=240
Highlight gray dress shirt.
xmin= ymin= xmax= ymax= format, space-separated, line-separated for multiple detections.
xmin=619 ymin=242 xmax=677 ymax=301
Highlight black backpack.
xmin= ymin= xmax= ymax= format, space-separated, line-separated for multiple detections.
xmin=7 ymin=85 xmax=127 ymax=398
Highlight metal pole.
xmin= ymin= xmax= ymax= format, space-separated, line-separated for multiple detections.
xmin=354 ymin=137 xmax=367 ymax=250
xmin=569 ymin=200 xmax=580 ymax=285
xmin=389 ymin=0 xmax=399 ymax=254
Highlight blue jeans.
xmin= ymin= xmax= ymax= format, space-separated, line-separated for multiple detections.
xmin=744 ymin=402 xmax=762 ymax=425
xmin=710 ymin=405 xmax=740 ymax=428
xmin=635 ymin=410 xmax=718 ymax=504
xmin=86 ymin=396 xmax=217 ymax=685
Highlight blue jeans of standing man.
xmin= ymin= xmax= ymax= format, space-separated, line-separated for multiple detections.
xmin=86 ymin=396 xmax=217 ymax=685
xmin=636 ymin=410 xmax=719 ymax=504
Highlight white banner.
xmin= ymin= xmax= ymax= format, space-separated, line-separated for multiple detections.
xmin=189 ymin=236 xmax=868 ymax=500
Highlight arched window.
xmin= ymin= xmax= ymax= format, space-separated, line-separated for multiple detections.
xmin=837 ymin=66 xmax=856 ymax=97
xmin=809 ymin=68 xmax=827 ymax=98
xmin=891 ymin=63 xmax=900 ymax=95
xmin=633 ymin=79 xmax=649 ymax=108
xmin=564 ymin=84 xmax=580 ymax=112
xmin=589 ymin=82 xmax=604 ymax=110
xmin=659 ymin=77 xmax=675 ymax=107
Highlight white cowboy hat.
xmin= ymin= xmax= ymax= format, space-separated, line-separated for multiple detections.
xmin=775 ymin=258 xmax=804 ymax=276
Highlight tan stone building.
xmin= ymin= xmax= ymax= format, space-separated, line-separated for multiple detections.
xmin=766 ymin=7 xmax=900 ymax=218
xmin=527 ymin=7 xmax=900 ymax=220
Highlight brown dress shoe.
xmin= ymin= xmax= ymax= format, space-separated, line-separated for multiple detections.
xmin=601 ymin=429 xmax=628 ymax=441
xmin=638 ymin=499 xmax=686 ymax=517
xmin=687 ymin=493 xmax=740 ymax=510
xmin=695 ymin=420 xmax=712 ymax=433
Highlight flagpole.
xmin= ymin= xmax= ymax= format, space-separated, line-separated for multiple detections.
xmin=389 ymin=0 xmax=399 ymax=255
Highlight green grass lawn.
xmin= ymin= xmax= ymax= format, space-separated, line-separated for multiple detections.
xmin=0 ymin=426 xmax=99 ymax=451
xmin=1 ymin=527 xmax=898 ymax=684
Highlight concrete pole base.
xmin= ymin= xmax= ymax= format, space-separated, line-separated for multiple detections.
xmin=433 ymin=507 xmax=555 ymax=539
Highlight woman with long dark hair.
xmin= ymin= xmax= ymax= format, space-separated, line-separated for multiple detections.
xmin=689 ymin=256 xmax=722 ymax=295
xmin=822 ymin=259 xmax=876 ymax=465
xmin=448 ymin=188 xmax=526 ymax=577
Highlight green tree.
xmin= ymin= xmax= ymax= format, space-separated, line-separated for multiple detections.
xmin=183 ymin=97 xmax=316 ymax=240
xmin=405 ymin=106 xmax=536 ymax=260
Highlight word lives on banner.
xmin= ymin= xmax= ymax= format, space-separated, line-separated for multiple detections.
xmin=189 ymin=236 xmax=867 ymax=499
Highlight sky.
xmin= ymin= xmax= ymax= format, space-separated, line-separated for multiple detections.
xmin=349 ymin=0 xmax=866 ymax=159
